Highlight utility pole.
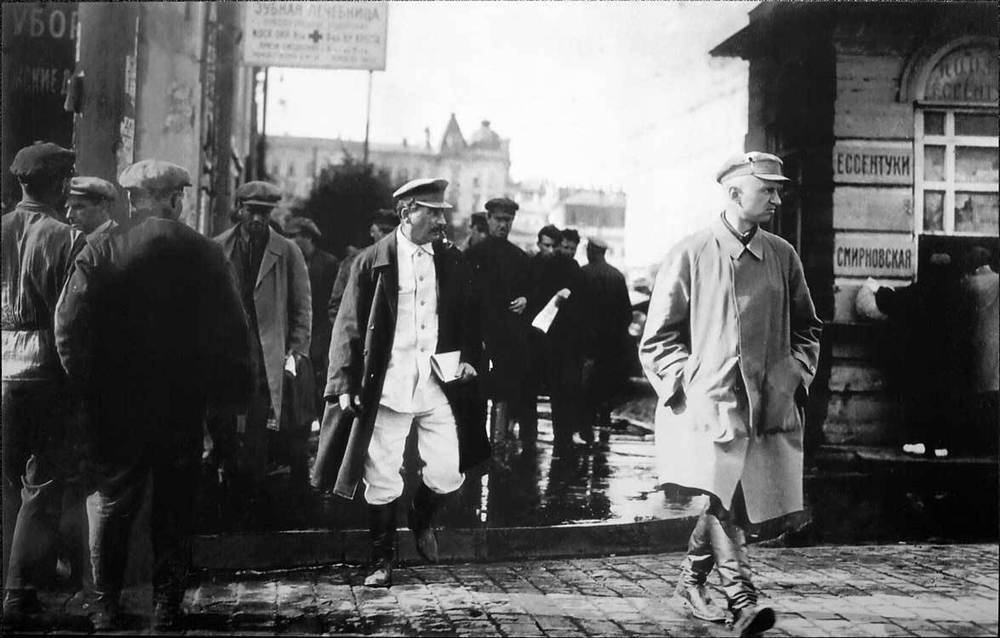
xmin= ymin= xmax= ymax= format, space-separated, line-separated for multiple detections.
xmin=362 ymin=70 xmax=373 ymax=165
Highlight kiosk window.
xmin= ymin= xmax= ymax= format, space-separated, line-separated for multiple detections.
xmin=915 ymin=109 xmax=999 ymax=236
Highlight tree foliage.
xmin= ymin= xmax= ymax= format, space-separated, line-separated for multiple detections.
xmin=299 ymin=155 xmax=394 ymax=257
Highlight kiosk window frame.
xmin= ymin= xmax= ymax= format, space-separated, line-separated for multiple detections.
xmin=914 ymin=108 xmax=999 ymax=237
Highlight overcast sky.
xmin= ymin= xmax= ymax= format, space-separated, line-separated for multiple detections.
xmin=268 ymin=1 xmax=754 ymax=269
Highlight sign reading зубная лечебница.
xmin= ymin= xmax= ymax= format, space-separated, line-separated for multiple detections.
xmin=243 ymin=1 xmax=387 ymax=71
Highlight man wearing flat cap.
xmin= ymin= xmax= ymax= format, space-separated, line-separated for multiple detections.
xmin=55 ymin=158 xmax=251 ymax=630
xmin=285 ymin=216 xmax=338 ymax=459
xmin=464 ymin=196 xmax=532 ymax=445
xmin=2 ymin=142 xmax=78 ymax=621
xmin=212 ymin=181 xmax=311 ymax=513
xmin=640 ymin=151 xmax=821 ymax=636
xmin=581 ymin=236 xmax=632 ymax=434
xmin=66 ymin=176 xmax=119 ymax=248
xmin=322 ymin=178 xmax=488 ymax=588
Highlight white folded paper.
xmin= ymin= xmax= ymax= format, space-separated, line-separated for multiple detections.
xmin=430 ymin=351 xmax=463 ymax=384
xmin=284 ymin=353 xmax=297 ymax=377
xmin=531 ymin=288 xmax=571 ymax=333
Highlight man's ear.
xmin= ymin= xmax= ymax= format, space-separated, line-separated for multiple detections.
xmin=727 ymin=184 xmax=742 ymax=204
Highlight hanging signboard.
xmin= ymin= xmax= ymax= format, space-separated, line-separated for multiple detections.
xmin=832 ymin=141 xmax=913 ymax=186
xmin=243 ymin=1 xmax=388 ymax=70
xmin=834 ymin=232 xmax=915 ymax=278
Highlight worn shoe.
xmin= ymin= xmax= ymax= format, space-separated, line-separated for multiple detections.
xmin=673 ymin=584 xmax=727 ymax=622
xmin=410 ymin=519 xmax=440 ymax=563
xmin=363 ymin=558 xmax=393 ymax=588
xmin=732 ymin=605 xmax=775 ymax=637
xmin=152 ymin=600 xmax=183 ymax=632
xmin=90 ymin=604 xmax=120 ymax=632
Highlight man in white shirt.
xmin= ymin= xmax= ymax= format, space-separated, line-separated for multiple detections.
xmin=324 ymin=178 xmax=489 ymax=588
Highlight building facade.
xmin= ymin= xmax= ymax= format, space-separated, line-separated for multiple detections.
xmin=267 ymin=115 xmax=512 ymax=231
xmin=62 ymin=2 xmax=255 ymax=235
xmin=713 ymin=2 xmax=998 ymax=445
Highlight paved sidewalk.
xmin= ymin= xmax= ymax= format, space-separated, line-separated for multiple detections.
xmin=43 ymin=542 xmax=993 ymax=636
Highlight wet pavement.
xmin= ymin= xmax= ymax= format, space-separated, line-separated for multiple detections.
xmin=20 ymin=543 xmax=1000 ymax=635
xmin=195 ymin=396 xmax=704 ymax=534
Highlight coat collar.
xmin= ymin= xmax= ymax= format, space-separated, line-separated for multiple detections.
xmin=712 ymin=213 xmax=764 ymax=261
xmin=216 ymin=225 xmax=284 ymax=288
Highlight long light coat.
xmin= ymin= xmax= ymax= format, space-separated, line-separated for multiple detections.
xmin=640 ymin=215 xmax=822 ymax=523
xmin=215 ymin=227 xmax=311 ymax=426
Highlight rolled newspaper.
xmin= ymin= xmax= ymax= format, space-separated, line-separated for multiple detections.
xmin=531 ymin=288 xmax=571 ymax=333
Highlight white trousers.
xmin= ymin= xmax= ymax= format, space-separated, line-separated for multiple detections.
xmin=363 ymin=402 xmax=464 ymax=505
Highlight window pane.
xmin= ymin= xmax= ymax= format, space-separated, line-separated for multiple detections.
xmin=923 ymin=190 xmax=944 ymax=231
xmin=955 ymin=192 xmax=999 ymax=234
xmin=955 ymin=113 xmax=999 ymax=137
xmin=923 ymin=146 xmax=946 ymax=181
xmin=923 ymin=111 xmax=945 ymax=135
xmin=956 ymin=147 xmax=999 ymax=183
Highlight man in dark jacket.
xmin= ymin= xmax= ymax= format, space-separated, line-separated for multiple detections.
xmin=2 ymin=142 xmax=78 ymax=622
xmin=323 ymin=178 xmax=487 ymax=588
xmin=580 ymin=237 xmax=633 ymax=431
xmin=286 ymin=216 xmax=338 ymax=415
xmin=463 ymin=197 xmax=531 ymax=445
xmin=54 ymin=159 xmax=250 ymax=631
xmin=528 ymin=228 xmax=592 ymax=450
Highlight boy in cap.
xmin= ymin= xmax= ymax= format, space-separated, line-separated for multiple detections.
xmin=2 ymin=142 xmax=78 ymax=624
xmin=55 ymin=158 xmax=251 ymax=630
xmin=466 ymin=212 xmax=489 ymax=250
xmin=640 ymin=151 xmax=821 ymax=636
xmin=213 ymin=181 xmax=312 ymax=511
xmin=286 ymin=216 xmax=339 ymax=418
xmin=66 ymin=176 xmax=118 ymax=244
xmin=464 ymin=196 xmax=532 ymax=445
xmin=323 ymin=178 xmax=488 ymax=587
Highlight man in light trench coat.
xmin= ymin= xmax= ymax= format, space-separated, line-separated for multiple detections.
xmin=213 ymin=181 xmax=311 ymax=521
xmin=640 ymin=152 xmax=822 ymax=637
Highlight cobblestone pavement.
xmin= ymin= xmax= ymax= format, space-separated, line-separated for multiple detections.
xmin=44 ymin=542 xmax=991 ymax=636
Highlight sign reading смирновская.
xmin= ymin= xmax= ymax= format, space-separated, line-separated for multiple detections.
xmin=833 ymin=141 xmax=913 ymax=186
xmin=834 ymin=233 xmax=914 ymax=278
xmin=243 ymin=2 xmax=387 ymax=71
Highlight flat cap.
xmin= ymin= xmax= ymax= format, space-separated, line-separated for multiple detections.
xmin=588 ymin=236 xmax=609 ymax=250
xmin=285 ymin=216 xmax=322 ymax=239
xmin=119 ymin=159 xmax=192 ymax=192
xmin=10 ymin=142 xmax=75 ymax=178
xmin=68 ymin=176 xmax=117 ymax=201
xmin=392 ymin=178 xmax=453 ymax=209
xmin=235 ymin=180 xmax=282 ymax=207
xmin=716 ymin=151 xmax=790 ymax=184
xmin=485 ymin=197 xmax=519 ymax=214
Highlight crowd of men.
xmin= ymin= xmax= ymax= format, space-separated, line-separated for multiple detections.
xmin=1 ymin=141 xmax=634 ymax=631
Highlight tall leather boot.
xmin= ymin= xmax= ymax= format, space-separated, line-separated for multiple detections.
xmin=408 ymin=483 xmax=445 ymax=563
xmin=363 ymin=502 xmax=397 ymax=588
xmin=674 ymin=512 xmax=726 ymax=622
xmin=709 ymin=516 xmax=775 ymax=636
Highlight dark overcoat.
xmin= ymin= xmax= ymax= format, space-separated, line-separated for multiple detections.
xmin=54 ymin=217 xmax=251 ymax=464
xmin=315 ymin=232 xmax=489 ymax=499
xmin=463 ymin=236 xmax=530 ymax=400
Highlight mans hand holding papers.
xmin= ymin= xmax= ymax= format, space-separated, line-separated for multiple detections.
xmin=531 ymin=288 xmax=571 ymax=333
xmin=431 ymin=351 xmax=477 ymax=384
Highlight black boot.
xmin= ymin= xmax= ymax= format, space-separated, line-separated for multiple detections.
xmin=408 ymin=484 xmax=445 ymax=563
xmin=363 ymin=502 xmax=397 ymax=588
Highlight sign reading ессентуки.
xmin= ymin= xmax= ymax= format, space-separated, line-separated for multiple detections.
xmin=833 ymin=141 xmax=913 ymax=186
xmin=243 ymin=1 xmax=387 ymax=71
